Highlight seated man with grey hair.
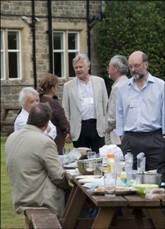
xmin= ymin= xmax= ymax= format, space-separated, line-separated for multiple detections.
xmin=105 ymin=54 xmax=129 ymax=145
xmin=14 ymin=87 xmax=57 ymax=140
xmin=6 ymin=103 xmax=70 ymax=218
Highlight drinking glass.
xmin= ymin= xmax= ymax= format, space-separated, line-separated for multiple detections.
xmin=84 ymin=160 xmax=95 ymax=173
xmin=104 ymin=172 xmax=116 ymax=197
xmin=87 ymin=151 xmax=96 ymax=159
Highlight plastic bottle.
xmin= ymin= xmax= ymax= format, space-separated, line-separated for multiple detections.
xmin=125 ymin=150 xmax=133 ymax=183
xmin=107 ymin=153 xmax=115 ymax=173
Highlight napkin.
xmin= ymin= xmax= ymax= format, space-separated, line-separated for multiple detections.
xmin=82 ymin=177 xmax=104 ymax=189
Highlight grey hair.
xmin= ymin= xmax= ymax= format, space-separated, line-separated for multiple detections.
xmin=110 ymin=55 xmax=128 ymax=75
xmin=73 ymin=53 xmax=90 ymax=66
xmin=18 ymin=87 xmax=39 ymax=107
xmin=142 ymin=53 xmax=148 ymax=62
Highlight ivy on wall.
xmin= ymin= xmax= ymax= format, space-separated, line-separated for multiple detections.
xmin=94 ymin=1 xmax=165 ymax=94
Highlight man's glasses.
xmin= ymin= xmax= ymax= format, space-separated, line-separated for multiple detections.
xmin=128 ymin=63 xmax=144 ymax=70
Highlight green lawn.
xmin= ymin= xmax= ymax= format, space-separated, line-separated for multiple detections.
xmin=1 ymin=137 xmax=25 ymax=229
xmin=1 ymin=136 xmax=73 ymax=229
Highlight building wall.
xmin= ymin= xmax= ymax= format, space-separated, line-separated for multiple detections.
xmin=1 ymin=0 xmax=102 ymax=133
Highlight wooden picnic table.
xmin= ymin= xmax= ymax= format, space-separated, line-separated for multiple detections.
xmin=60 ymin=173 xmax=165 ymax=229
xmin=0 ymin=106 xmax=21 ymax=130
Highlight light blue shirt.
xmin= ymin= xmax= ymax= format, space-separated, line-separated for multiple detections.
xmin=115 ymin=73 xmax=165 ymax=136
xmin=77 ymin=77 xmax=96 ymax=120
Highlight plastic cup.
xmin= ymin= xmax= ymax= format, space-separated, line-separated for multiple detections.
xmin=104 ymin=172 xmax=116 ymax=197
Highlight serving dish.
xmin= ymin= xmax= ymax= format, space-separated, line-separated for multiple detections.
xmin=93 ymin=186 xmax=136 ymax=195
xmin=133 ymin=184 xmax=158 ymax=195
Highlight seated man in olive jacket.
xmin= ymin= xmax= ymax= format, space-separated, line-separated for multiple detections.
xmin=5 ymin=103 xmax=70 ymax=218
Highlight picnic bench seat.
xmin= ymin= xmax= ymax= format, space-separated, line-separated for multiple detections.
xmin=24 ymin=207 xmax=62 ymax=229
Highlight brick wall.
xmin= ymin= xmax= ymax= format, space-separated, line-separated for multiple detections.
xmin=1 ymin=0 xmax=103 ymax=134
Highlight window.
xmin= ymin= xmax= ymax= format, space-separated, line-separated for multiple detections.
xmin=53 ymin=31 xmax=79 ymax=78
xmin=0 ymin=30 xmax=22 ymax=80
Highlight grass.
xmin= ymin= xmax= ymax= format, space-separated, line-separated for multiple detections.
xmin=1 ymin=136 xmax=73 ymax=229
xmin=1 ymin=137 xmax=25 ymax=229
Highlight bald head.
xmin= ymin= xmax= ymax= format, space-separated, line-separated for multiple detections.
xmin=128 ymin=51 xmax=148 ymax=63
xmin=128 ymin=51 xmax=149 ymax=80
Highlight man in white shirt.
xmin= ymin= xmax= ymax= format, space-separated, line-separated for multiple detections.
xmin=14 ymin=87 xmax=57 ymax=139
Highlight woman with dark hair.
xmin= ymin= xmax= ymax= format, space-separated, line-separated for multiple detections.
xmin=38 ymin=73 xmax=70 ymax=155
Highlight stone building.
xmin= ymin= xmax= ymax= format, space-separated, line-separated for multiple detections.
xmin=1 ymin=0 xmax=105 ymax=133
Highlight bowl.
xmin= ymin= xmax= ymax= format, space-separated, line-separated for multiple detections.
xmin=77 ymin=158 xmax=102 ymax=175
xmin=143 ymin=174 xmax=162 ymax=185
xmin=136 ymin=173 xmax=162 ymax=186
xmin=134 ymin=184 xmax=158 ymax=195
xmin=77 ymin=159 xmax=94 ymax=175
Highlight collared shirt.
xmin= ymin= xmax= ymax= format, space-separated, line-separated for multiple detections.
xmin=115 ymin=73 xmax=165 ymax=136
xmin=77 ymin=77 xmax=96 ymax=120
xmin=14 ymin=108 xmax=57 ymax=139
xmin=14 ymin=108 xmax=29 ymax=131
xmin=106 ymin=75 xmax=128 ymax=132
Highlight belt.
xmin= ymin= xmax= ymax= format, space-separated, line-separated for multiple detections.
xmin=125 ymin=129 xmax=162 ymax=136
xmin=82 ymin=119 xmax=96 ymax=123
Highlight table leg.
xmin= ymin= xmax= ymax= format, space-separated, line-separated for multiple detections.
xmin=91 ymin=207 xmax=116 ymax=229
xmin=146 ymin=208 xmax=165 ymax=229
xmin=62 ymin=185 xmax=86 ymax=229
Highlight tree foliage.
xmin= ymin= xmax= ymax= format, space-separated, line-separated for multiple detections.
xmin=94 ymin=1 xmax=165 ymax=94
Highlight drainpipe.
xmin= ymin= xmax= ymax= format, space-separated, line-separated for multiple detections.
xmin=31 ymin=0 xmax=37 ymax=89
xmin=86 ymin=0 xmax=91 ymax=61
xmin=47 ymin=0 xmax=53 ymax=73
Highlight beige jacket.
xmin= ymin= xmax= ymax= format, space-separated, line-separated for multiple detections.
xmin=5 ymin=125 xmax=69 ymax=218
xmin=105 ymin=75 xmax=128 ymax=145
xmin=62 ymin=75 xmax=108 ymax=141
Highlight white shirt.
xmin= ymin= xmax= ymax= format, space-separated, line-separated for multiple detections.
xmin=14 ymin=108 xmax=57 ymax=139
xmin=78 ymin=77 xmax=96 ymax=120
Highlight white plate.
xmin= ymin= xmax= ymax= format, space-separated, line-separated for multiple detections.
xmin=75 ymin=175 xmax=95 ymax=180
xmin=78 ymin=177 xmax=96 ymax=183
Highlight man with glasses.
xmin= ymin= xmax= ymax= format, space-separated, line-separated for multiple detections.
xmin=115 ymin=50 xmax=165 ymax=182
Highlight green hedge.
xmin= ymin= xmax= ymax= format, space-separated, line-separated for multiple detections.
xmin=94 ymin=1 xmax=165 ymax=94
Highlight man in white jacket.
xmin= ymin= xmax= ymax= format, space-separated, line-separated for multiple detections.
xmin=62 ymin=53 xmax=108 ymax=153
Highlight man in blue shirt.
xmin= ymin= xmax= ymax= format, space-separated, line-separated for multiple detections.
xmin=115 ymin=50 xmax=165 ymax=182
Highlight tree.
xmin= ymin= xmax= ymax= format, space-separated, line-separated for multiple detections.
xmin=94 ymin=1 xmax=165 ymax=94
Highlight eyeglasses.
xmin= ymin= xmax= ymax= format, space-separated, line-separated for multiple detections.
xmin=128 ymin=63 xmax=143 ymax=70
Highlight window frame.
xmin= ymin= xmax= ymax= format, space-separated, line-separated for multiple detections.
xmin=1 ymin=30 xmax=5 ymax=80
xmin=0 ymin=29 xmax=22 ymax=80
xmin=53 ymin=30 xmax=80 ymax=78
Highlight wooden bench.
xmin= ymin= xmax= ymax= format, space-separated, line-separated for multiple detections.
xmin=24 ymin=208 xmax=62 ymax=229
xmin=0 ymin=106 xmax=21 ymax=131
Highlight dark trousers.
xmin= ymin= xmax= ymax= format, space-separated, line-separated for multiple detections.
xmin=121 ymin=130 xmax=165 ymax=182
xmin=73 ymin=119 xmax=105 ymax=154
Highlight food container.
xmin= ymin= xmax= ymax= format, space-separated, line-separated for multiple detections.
xmin=143 ymin=174 xmax=162 ymax=186
xmin=77 ymin=158 xmax=102 ymax=175
xmin=134 ymin=184 xmax=159 ymax=195
xmin=136 ymin=173 xmax=162 ymax=186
